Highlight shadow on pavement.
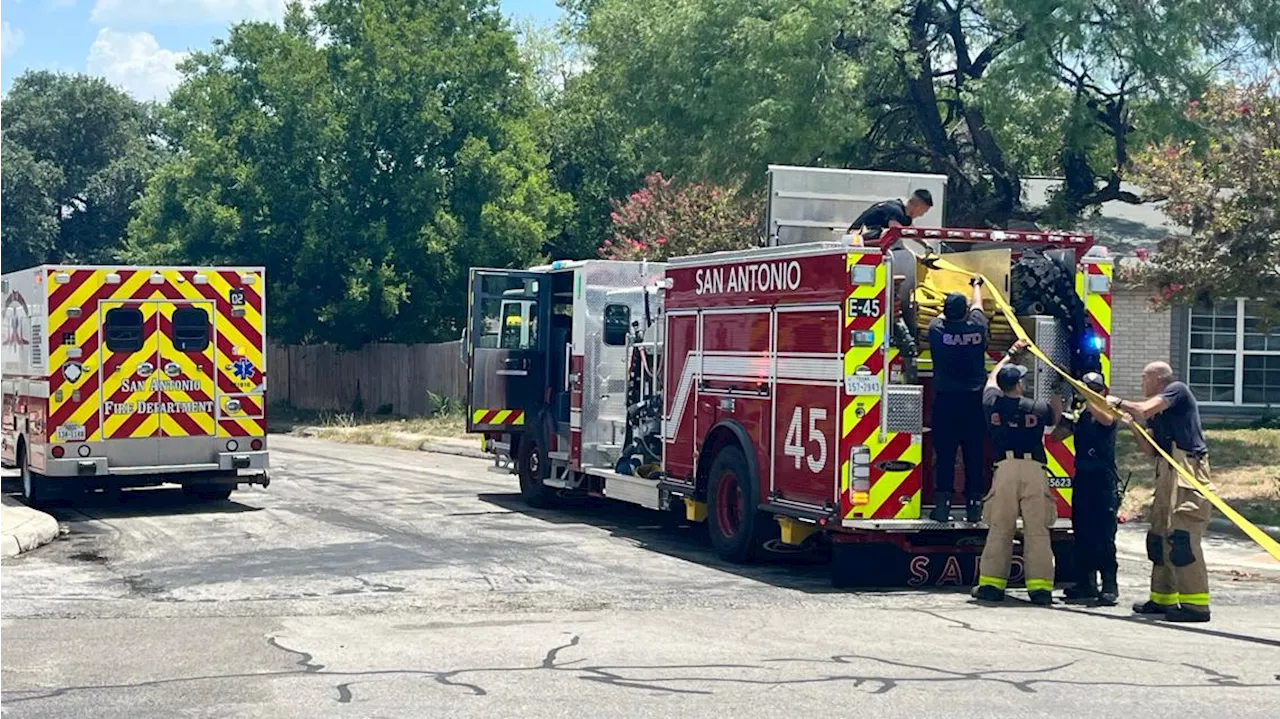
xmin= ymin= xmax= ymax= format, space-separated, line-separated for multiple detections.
xmin=1 ymin=480 xmax=261 ymax=521
xmin=476 ymin=491 xmax=971 ymax=598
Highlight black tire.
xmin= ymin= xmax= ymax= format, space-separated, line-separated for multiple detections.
xmin=706 ymin=445 xmax=767 ymax=563
xmin=19 ymin=444 xmax=47 ymax=505
xmin=517 ymin=427 xmax=557 ymax=509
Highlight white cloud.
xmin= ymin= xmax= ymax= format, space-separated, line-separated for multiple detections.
xmin=90 ymin=0 xmax=312 ymax=26
xmin=86 ymin=28 xmax=186 ymax=102
xmin=1 ymin=22 xmax=25 ymax=59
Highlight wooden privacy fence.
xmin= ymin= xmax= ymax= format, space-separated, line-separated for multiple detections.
xmin=268 ymin=341 xmax=467 ymax=416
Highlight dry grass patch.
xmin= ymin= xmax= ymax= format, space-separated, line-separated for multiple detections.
xmin=1118 ymin=427 xmax=1280 ymax=526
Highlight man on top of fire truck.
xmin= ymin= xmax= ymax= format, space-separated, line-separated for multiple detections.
xmin=972 ymin=339 xmax=1064 ymax=606
xmin=845 ymin=188 xmax=933 ymax=240
xmin=927 ymin=275 xmax=989 ymax=523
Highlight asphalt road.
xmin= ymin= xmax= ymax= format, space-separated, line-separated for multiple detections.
xmin=3 ymin=436 xmax=1280 ymax=718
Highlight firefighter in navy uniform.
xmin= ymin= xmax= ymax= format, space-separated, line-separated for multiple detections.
xmin=1062 ymin=372 xmax=1121 ymax=606
xmin=972 ymin=340 xmax=1064 ymax=606
xmin=927 ymin=275 xmax=989 ymax=522
xmin=1111 ymin=362 xmax=1213 ymax=623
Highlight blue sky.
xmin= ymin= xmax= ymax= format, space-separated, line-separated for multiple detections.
xmin=0 ymin=0 xmax=563 ymax=100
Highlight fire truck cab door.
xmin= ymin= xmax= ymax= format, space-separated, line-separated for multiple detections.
xmin=467 ymin=270 xmax=551 ymax=432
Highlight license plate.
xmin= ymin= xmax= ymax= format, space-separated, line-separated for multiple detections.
xmin=845 ymin=374 xmax=881 ymax=396
xmin=847 ymin=297 xmax=883 ymax=318
xmin=55 ymin=424 xmax=86 ymax=441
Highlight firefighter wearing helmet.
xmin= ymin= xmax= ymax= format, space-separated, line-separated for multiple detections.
xmin=1062 ymin=371 xmax=1121 ymax=606
xmin=972 ymin=339 xmax=1064 ymax=605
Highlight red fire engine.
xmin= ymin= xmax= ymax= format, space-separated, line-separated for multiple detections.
xmin=464 ymin=169 xmax=1113 ymax=587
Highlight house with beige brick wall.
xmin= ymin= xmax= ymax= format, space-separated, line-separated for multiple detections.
xmin=1023 ymin=179 xmax=1277 ymax=420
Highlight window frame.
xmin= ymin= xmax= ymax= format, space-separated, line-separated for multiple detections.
xmin=104 ymin=306 xmax=146 ymax=354
xmin=1186 ymin=297 xmax=1280 ymax=406
xmin=171 ymin=306 xmax=212 ymax=353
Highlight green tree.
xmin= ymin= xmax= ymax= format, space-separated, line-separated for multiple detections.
xmin=1 ymin=71 xmax=163 ymax=268
xmin=1131 ymin=77 xmax=1280 ymax=322
xmin=128 ymin=1 xmax=570 ymax=346
xmin=1 ymin=137 xmax=63 ymax=270
xmin=573 ymin=1 xmax=1279 ymax=226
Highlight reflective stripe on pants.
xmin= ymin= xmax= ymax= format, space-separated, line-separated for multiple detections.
xmin=977 ymin=458 xmax=1056 ymax=592
xmin=1149 ymin=449 xmax=1212 ymax=611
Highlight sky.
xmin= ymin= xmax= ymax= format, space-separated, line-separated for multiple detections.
xmin=0 ymin=0 xmax=563 ymax=101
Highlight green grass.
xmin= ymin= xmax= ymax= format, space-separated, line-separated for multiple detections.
xmin=269 ymin=403 xmax=469 ymax=442
xmin=1118 ymin=427 xmax=1280 ymax=527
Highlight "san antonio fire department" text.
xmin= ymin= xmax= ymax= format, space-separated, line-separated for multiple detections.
xmin=104 ymin=378 xmax=214 ymax=415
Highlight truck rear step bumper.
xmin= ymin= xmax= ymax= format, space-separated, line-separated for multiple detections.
xmin=41 ymin=451 xmax=269 ymax=478
xmin=841 ymin=518 xmax=1073 ymax=532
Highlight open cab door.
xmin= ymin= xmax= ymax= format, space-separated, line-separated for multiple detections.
xmin=466 ymin=270 xmax=551 ymax=432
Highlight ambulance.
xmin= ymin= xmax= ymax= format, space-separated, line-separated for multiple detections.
xmin=1 ymin=265 xmax=270 ymax=502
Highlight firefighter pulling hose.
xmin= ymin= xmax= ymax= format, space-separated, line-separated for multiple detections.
xmin=923 ymin=256 xmax=1280 ymax=567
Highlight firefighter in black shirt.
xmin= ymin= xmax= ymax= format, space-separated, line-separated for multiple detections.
xmin=927 ymin=275 xmax=988 ymax=522
xmin=1110 ymin=361 xmax=1213 ymax=623
xmin=1062 ymin=372 xmax=1120 ymax=606
xmin=846 ymin=188 xmax=933 ymax=239
xmin=972 ymin=340 xmax=1064 ymax=606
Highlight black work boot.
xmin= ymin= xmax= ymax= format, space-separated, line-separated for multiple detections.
xmin=1097 ymin=571 xmax=1119 ymax=607
xmin=1064 ymin=583 xmax=1099 ymax=602
xmin=929 ymin=493 xmax=952 ymax=522
xmin=1132 ymin=600 xmax=1173 ymax=615
xmin=965 ymin=500 xmax=983 ymax=523
xmin=1028 ymin=589 xmax=1054 ymax=606
xmin=1164 ymin=606 xmax=1211 ymax=623
xmin=971 ymin=585 xmax=1005 ymax=603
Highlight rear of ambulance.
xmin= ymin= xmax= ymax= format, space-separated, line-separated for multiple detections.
xmin=43 ymin=267 xmax=268 ymax=495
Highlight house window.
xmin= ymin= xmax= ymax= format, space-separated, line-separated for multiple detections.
xmin=1188 ymin=299 xmax=1280 ymax=405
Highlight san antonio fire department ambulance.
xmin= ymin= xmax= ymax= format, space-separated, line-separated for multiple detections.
xmin=466 ymin=166 xmax=1113 ymax=587
xmin=2 ymin=265 xmax=270 ymax=502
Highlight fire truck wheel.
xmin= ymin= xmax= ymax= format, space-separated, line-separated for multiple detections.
xmin=19 ymin=444 xmax=48 ymax=505
xmin=517 ymin=430 xmax=557 ymax=508
xmin=707 ymin=445 xmax=764 ymax=563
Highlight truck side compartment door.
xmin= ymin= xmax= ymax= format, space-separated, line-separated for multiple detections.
xmin=467 ymin=270 xmax=551 ymax=432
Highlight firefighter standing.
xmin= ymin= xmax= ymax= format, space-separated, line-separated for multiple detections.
xmin=1062 ymin=372 xmax=1120 ymax=606
xmin=927 ymin=276 xmax=989 ymax=522
xmin=1110 ymin=362 xmax=1213 ymax=623
xmin=972 ymin=339 xmax=1063 ymax=606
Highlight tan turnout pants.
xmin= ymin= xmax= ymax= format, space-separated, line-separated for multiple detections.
xmin=1147 ymin=448 xmax=1212 ymax=611
xmin=977 ymin=457 xmax=1056 ymax=594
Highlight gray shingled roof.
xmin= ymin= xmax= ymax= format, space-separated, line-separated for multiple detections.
xmin=1021 ymin=178 xmax=1185 ymax=258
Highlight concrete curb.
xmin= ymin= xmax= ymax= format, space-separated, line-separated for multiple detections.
xmin=418 ymin=440 xmax=490 ymax=460
xmin=1 ymin=496 xmax=61 ymax=558
xmin=1208 ymin=516 xmax=1280 ymax=542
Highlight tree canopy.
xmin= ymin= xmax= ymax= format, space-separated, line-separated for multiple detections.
xmin=1131 ymin=76 xmax=1280 ymax=321
xmin=573 ymin=0 xmax=1279 ymax=225
xmin=125 ymin=0 xmax=570 ymax=347
xmin=2 ymin=0 xmax=1275 ymax=346
xmin=1 ymin=72 xmax=163 ymax=269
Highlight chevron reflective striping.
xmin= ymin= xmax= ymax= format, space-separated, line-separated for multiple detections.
xmin=472 ymin=409 xmax=525 ymax=426
xmin=42 ymin=267 xmax=268 ymax=444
